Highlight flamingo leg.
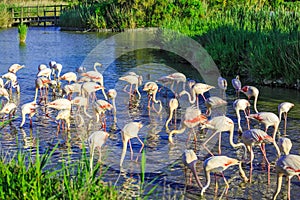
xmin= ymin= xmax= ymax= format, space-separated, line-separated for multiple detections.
xmin=288 ymin=176 xmax=291 ymax=200
xmin=128 ymin=139 xmax=133 ymax=161
xmin=135 ymin=136 xmax=144 ymax=162
xmin=218 ymin=132 xmax=222 ymax=155
xmin=249 ymin=147 xmax=254 ymax=183
xmin=260 ymin=144 xmax=270 ymax=185
xmin=221 ymin=172 xmax=229 ymax=195
xmin=202 ymin=131 xmax=219 ymax=156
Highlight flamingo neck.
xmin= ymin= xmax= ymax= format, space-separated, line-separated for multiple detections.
xmin=229 ymin=126 xmax=247 ymax=157
xmin=201 ymin=169 xmax=211 ymax=196
xmin=253 ymin=94 xmax=258 ymax=113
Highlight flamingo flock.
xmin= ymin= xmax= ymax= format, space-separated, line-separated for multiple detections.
xmin=0 ymin=62 xmax=298 ymax=199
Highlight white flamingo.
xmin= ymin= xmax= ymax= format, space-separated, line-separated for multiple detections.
xmin=120 ymin=122 xmax=144 ymax=167
xmin=233 ymin=99 xmax=251 ymax=133
xmin=278 ymin=102 xmax=294 ymax=135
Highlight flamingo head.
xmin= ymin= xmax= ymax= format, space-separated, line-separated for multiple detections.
xmin=247 ymin=113 xmax=263 ymax=121
xmin=241 ymin=86 xmax=249 ymax=92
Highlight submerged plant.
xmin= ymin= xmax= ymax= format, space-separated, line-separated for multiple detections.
xmin=18 ymin=23 xmax=28 ymax=44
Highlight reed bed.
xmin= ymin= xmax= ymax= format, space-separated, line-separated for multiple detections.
xmin=0 ymin=144 xmax=118 ymax=199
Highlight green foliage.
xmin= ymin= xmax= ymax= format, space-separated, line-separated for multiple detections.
xmin=0 ymin=3 xmax=11 ymax=28
xmin=18 ymin=23 xmax=28 ymax=43
xmin=0 ymin=144 xmax=118 ymax=199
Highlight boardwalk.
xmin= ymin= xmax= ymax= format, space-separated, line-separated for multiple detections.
xmin=9 ymin=5 xmax=68 ymax=26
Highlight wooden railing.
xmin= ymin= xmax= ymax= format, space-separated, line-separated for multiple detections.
xmin=9 ymin=5 xmax=69 ymax=26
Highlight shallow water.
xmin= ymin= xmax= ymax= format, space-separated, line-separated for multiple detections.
xmin=0 ymin=27 xmax=300 ymax=199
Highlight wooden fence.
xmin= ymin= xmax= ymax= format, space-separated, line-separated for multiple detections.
xmin=9 ymin=5 xmax=68 ymax=26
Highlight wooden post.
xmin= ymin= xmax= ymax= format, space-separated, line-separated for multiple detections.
xmin=21 ymin=7 xmax=23 ymax=24
xmin=54 ymin=5 xmax=57 ymax=25
xmin=44 ymin=9 xmax=46 ymax=27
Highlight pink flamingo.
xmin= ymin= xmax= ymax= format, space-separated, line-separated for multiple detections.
xmin=81 ymin=62 xmax=107 ymax=99
xmin=247 ymin=112 xmax=280 ymax=141
xmin=0 ymin=102 xmax=17 ymax=120
xmin=93 ymin=99 xmax=113 ymax=130
xmin=107 ymin=89 xmax=117 ymax=123
xmin=182 ymin=149 xmax=203 ymax=189
xmin=165 ymin=98 xmax=179 ymax=131
xmin=204 ymin=96 xmax=227 ymax=116
xmin=143 ymin=81 xmax=162 ymax=113
xmin=59 ymin=72 xmax=77 ymax=84
xmin=231 ymin=75 xmax=241 ymax=97
xmin=273 ymin=137 xmax=300 ymax=200
xmin=0 ymin=88 xmax=10 ymax=102
xmin=168 ymin=106 xmax=207 ymax=145
xmin=34 ymin=77 xmax=51 ymax=102
xmin=8 ymin=64 xmax=25 ymax=74
xmin=71 ymin=96 xmax=92 ymax=118
xmin=165 ymin=72 xmax=187 ymax=95
xmin=81 ymin=82 xmax=105 ymax=102
xmin=55 ymin=109 xmax=71 ymax=132
xmin=241 ymin=129 xmax=278 ymax=184
xmin=278 ymin=102 xmax=294 ymax=135
xmin=201 ymin=115 xmax=246 ymax=156
xmin=88 ymin=130 xmax=110 ymax=171
xmin=201 ymin=155 xmax=248 ymax=196
xmin=233 ymin=99 xmax=251 ymax=133
xmin=179 ymin=82 xmax=215 ymax=107
xmin=119 ymin=73 xmax=142 ymax=99
xmin=46 ymin=98 xmax=72 ymax=111
xmin=120 ymin=122 xmax=144 ymax=167
xmin=241 ymin=85 xmax=259 ymax=113
xmin=37 ymin=67 xmax=52 ymax=80
xmin=20 ymin=101 xmax=39 ymax=128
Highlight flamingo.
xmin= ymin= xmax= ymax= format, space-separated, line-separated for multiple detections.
xmin=55 ymin=109 xmax=71 ymax=131
xmin=201 ymin=115 xmax=246 ymax=156
xmin=273 ymin=137 xmax=300 ymax=200
xmin=81 ymin=82 xmax=105 ymax=102
xmin=46 ymin=98 xmax=72 ymax=111
xmin=201 ymin=155 xmax=248 ymax=196
xmin=120 ymin=122 xmax=144 ymax=167
xmin=0 ymin=88 xmax=10 ymax=102
xmin=204 ymin=96 xmax=227 ymax=116
xmin=119 ymin=73 xmax=142 ymax=99
xmin=179 ymin=82 xmax=215 ymax=107
xmin=241 ymin=129 xmax=277 ymax=184
xmin=52 ymin=63 xmax=62 ymax=80
xmin=165 ymin=98 xmax=179 ymax=131
xmin=33 ymin=77 xmax=51 ymax=102
xmin=278 ymin=102 xmax=294 ymax=135
xmin=247 ymin=112 xmax=280 ymax=141
xmin=218 ymin=76 xmax=227 ymax=91
xmin=71 ymin=96 xmax=92 ymax=118
xmin=168 ymin=106 xmax=207 ymax=145
xmin=37 ymin=67 xmax=52 ymax=80
xmin=165 ymin=72 xmax=186 ymax=95
xmin=143 ymin=81 xmax=162 ymax=113
xmin=182 ymin=149 xmax=203 ymax=189
xmin=233 ymin=99 xmax=251 ymax=133
xmin=0 ymin=78 xmax=4 ymax=88
xmin=81 ymin=62 xmax=107 ymax=99
xmin=88 ymin=131 xmax=110 ymax=171
xmin=63 ymin=83 xmax=82 ymax=99
xmin=38 ymin=64 xmax=48 ymax=71
xmin=2 ymin=72 xmax=19 ymax=93
xmin=76 ymin=66 xmax=86 ymax=74
xmin=107 ymin=89 xmax=117 ymax=123
xmin=0 ymin=102 xmax=17 ymax=119
xmin=8 ymin=64 xmax=25 ymax=74
xmin=241 ymin=86 xmax=259 ymax=113
xmin=231 ymin=75 xmax=241 ymax=97
xmin=20 ymin=101 xmax=39 ymax=128
xmin=59 ymin=72 xmax=77 ymax=84
xmin=93 ymin=99 xmax=113 ymax=129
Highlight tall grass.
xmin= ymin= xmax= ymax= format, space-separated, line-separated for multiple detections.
xmin=0 ymin=3 xmax=11 ymax=28
xmin=0 ymin=143 xmax=118 ymax=199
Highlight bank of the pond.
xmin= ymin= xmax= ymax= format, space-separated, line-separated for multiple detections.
xmin=0 ymin=147 xmax=118 ymax=199
xmin=57 ymin=1 xmax=300 ymax=90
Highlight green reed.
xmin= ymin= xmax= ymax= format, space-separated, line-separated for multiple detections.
xmin=0 ymin=3 xmax=11 ymax=28
xmin=0 ymin=143 xmax=118 ymax=199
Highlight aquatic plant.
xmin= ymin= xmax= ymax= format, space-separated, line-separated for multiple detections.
xmin=18 ymin=23 xmax=28 ymax=44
